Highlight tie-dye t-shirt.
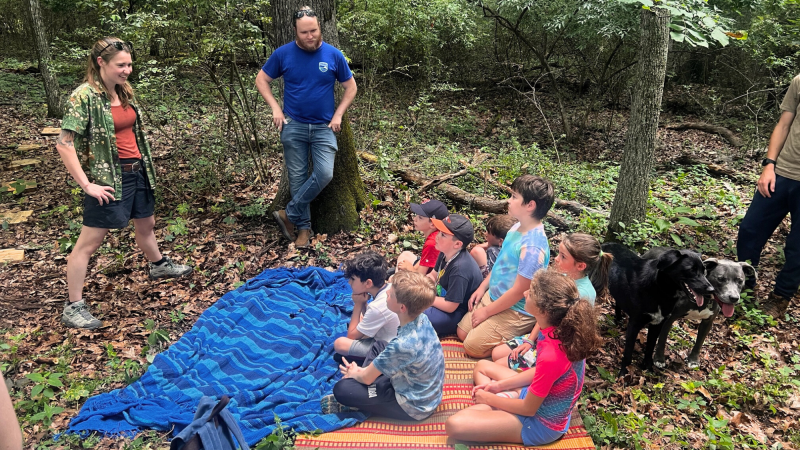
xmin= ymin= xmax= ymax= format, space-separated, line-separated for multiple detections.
xmin=372 ymin=314 xmax=445 ymax=420
xmin=488 ymin=222 xmax=550 ymax=314
xmin=527 ymin=326 xmax=585 ymax=432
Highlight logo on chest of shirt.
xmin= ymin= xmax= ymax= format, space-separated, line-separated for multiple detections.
xmin=319 ymin=62 xmax=328 ymax=72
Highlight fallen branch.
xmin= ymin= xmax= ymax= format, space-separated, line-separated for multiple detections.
xmin=666 ymin=122 xmax=742 ymax=148
xmin=419 ymin=154 xmax=490 ymax=193
xmin=358 ymin=152 xmax=570 ymax=230
xmin=673 ymin=152 xmax=750 ymax=183
xmin=467 ymin=171 xmax=608 ymax=217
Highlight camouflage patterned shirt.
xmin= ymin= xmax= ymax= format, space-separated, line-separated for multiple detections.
xmin=61 ymin=82 xmax=157 ymax=193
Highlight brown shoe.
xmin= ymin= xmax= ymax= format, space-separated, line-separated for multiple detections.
xmin=272 ymin=210 xmax=295 ymax=241
xmin=760 ymin=292 xmax=790 ymax=319
xmin=295 ymin=229 xmax=313 ymax=248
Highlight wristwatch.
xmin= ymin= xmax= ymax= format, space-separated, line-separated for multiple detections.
xmin=762 ymin=158 xmax=777 ymax=167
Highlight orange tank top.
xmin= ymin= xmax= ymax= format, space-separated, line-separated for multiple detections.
xmin=111 ymin=104 xmax=141 ymax=159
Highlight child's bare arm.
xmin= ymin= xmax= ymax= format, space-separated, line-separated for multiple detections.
xmin=346 ymin=293 xmax=369 ymax=339
xmin=471 ymin=274 xmax=528 ymax=327
xmin=341 ymin=361 xmax=382 ymax=385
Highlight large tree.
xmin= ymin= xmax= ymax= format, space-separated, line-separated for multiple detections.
xmin=268 ymin=0 xmax=366 ymax=235
xmin=606 ymin=7 xmax=670 ymax=241
xmin=24 ymin=0 xmax=63 ymax=118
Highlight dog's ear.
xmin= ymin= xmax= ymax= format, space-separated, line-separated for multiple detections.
xmin=656 ymin=249 xmax=682 ymax=270
xmin=739 ymin=262 xmax=757 ymax=282
xmin=703 ymin=258 xmax=719 ymax=274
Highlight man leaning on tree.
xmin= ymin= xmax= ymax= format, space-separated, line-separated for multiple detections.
xmin=256 ymin=6 xmax=357 ymax=248
xmin=738 ymin=73 xmax=800 ymax=319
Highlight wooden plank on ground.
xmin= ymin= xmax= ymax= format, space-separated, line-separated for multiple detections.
xmin=0 ymin=211 xmax=33 ymax=224
xmin=6 ymin=159 xmax=42 ymax=170
xmin=17 ymin=144 xmax=45 ymax=152
xmin=41 ymin=127 xmax=61 ymax=135
xmin=2 ymin=180 xmax=37 ymax=193
xmin=0 ymin=249 xmax=24 ymax=263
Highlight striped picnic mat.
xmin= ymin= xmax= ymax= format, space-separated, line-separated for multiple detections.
xmin=295 ymin=337 xmax=595 ymax=450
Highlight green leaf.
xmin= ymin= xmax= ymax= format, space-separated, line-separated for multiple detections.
xmin=676 ymin=217 xmax=701 ymax=227
xmin=31 ymin=384 xmax=44 ymax=397
xmin=673 ymin=206 xmax=693 ymax=214
xmin=710 ymin=28 xmax=730 ymax=46
xmin=671 ymin=233 xmax=684 ymax=246
xmin=670 ymin=31 xmax=686 ymax=42
xmin=702 ymin=16 xmax=717 ymax=29
xmin=655 ymin=219 xmax=671 ymax=233
xmin=26 ymin=373 xmax=46 ymax=383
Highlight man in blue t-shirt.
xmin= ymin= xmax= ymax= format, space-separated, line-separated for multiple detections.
xmin=256 ymin=7 xmax=357 ymax=248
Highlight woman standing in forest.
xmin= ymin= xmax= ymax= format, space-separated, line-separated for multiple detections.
xmin=55 ymin=37 xmax=192 ymax=330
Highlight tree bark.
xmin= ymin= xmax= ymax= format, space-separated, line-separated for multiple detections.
xmin=25 ymin=0 xmax=63 ymax=118
xmin=268 ymin=0 xmax=366 ymax=234
xmin=606 ymin=8 xmax=670 ymax=241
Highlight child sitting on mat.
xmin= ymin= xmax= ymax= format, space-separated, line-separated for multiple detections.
xmin=395 ymin=199 xmax=449 ymax=275
xmin=333 ymin=251 xmax=399 ymax=362
xmin=445 ymin=270 xmax=602 ymax=446
xmin=492 ymin=233 xmax=612 ymax=370
xmin=470 ymin=214 xmax=517 ymax=278
xmin=322 ymin=271 xmax=445 ymax=421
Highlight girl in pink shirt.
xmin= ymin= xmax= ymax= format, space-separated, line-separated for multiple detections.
xmin=446 ymin=270 xmax=602 ymax=446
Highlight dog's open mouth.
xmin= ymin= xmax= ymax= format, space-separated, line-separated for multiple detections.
xmin=684 ymin=283 xmax=704 ymax=307
xmin=715 ymin=295 xmax=735 ymax=318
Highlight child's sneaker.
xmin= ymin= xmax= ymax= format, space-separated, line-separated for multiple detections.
xmin=320 ymin=394 xmax=357 ymax=414
xmin=149 ymin=257 xmax=193 ymax=280
xmin=62 ymin=300 xmax=102 ymax=329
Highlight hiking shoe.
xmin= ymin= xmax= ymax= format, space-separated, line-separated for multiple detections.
xmin=272 ymin=210 xmax=295 ymax=241
xmin=62 ymin=300 xmax=102 ymax=329
xmin=320 ymin=394 xmax=357 ymax=414
xmin=295 ymin=229 xmax=313 ymax=248
xmin=760 ymin=292 xmax=790 ymax=319
xmin=149 ymin=257 xmax=193 ymax=280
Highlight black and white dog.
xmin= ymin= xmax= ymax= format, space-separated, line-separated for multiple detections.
xmin=642 ymin=247 xmax=756 ymax=369
xmin=602 ymin=243 xmax=715 ymax=377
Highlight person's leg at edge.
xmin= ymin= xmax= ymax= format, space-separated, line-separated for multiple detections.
xmin=67 ymin=226 xmax=109 ymax=302
xmin=132 ymin=215 xmax=162 ymax=263
xmin=737 ymin=176 xmax=790 ymax=288
xmin=286 ymin=124 xmax=337 ymax=231
xmin=773 ymin=177 xmax=800 ymax=301
xmin=423 ymin=305 xmax=462 ymax=336
xmin=445 ymin=406 xmax=524 ymax=444
xmin=473 ymin=359 xmax=520 ymax=387
xmin=332 ymin=376 xmax=415 ymax=420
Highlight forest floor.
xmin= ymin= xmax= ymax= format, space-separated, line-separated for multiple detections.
xmin=1 ymin=65 xmax=799 ymax=450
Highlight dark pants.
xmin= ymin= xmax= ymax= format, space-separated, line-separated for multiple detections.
xmin=423 ymin=305 xmax=465 ymax=337
xmin=737 ymin=174 xmax=800 ymax=299
xmin=332 ymin=341 xmax=415 ymax=421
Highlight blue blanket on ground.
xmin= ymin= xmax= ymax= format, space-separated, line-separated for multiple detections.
xmin=66 ymin=267 xmax=367 ymax=444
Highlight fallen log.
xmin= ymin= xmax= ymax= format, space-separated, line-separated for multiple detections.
xmin=666 ymin=122 xmax=742 ymax=148
xmin=419 ymin=154 xmax=490 ymax=193
xmin=358 ymin=152 xmax=570 ymax=230
xmin=674 ymin=152 xmax=750 ymax=183
xmin=467 ymin=170 xmax=608 ymax=217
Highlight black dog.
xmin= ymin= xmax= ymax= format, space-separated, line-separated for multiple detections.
xmin=602 ymin=242 xmax=714 ymax=377
xmin=642 ymin=248 xmax=756 ymax=369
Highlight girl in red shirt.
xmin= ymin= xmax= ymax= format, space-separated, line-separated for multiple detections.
xmin=446 ymin=270 xmax=602 ymax=446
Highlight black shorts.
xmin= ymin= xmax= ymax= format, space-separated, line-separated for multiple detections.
xmin=82 ymin=159 xmax=155 ymax=229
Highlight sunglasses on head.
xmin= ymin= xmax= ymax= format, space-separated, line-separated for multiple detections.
xmin=294 ymin=9 xmax=316 ymax=18
xmin=99 ymin=41 xmax=133 ymax=54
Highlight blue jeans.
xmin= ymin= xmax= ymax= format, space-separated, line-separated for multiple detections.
xmin=737 ymin=174 xmax=800 ymax=299
xmin=280 ymin=118 xmax=337 ymax=230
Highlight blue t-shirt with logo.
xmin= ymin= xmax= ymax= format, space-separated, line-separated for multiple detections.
xmin=261 ymin=41 xmax=353 ymax=124
xmin=488 ymin=222 xmax=550 ymax=315
xmin=372 ymin=314 xmax=445 ymax=420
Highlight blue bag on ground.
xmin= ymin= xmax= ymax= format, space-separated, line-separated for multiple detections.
xmin=170 ymin=396 xmax=249 ymax=450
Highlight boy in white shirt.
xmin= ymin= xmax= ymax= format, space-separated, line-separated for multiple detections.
xmin=334 ymin=251 xmax=400 ymax=360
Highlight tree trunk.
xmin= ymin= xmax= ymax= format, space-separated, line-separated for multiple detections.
xmin=25 ymin=0 xmax=63 ymax=118
xmin=268 ymin=0 xmax=366 ymax=234
xmin=606 ymin=8 xmax=670 ymax=242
